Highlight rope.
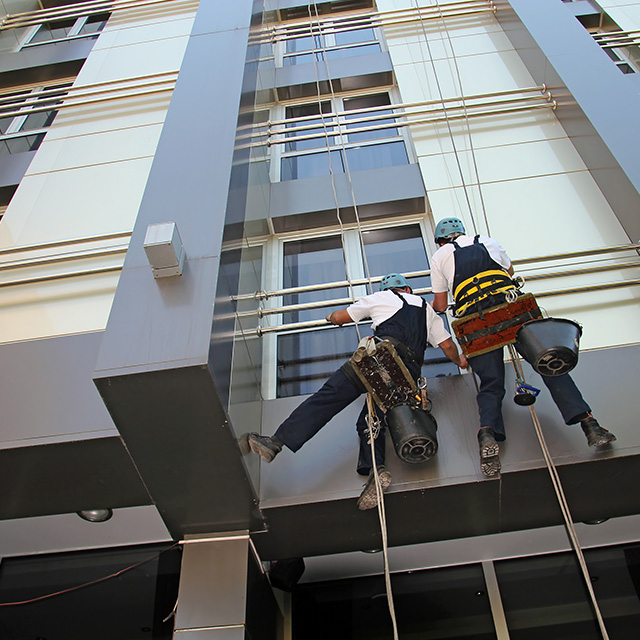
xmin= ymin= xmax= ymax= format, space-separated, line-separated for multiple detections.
xmin=366 ymin=394 xmax=400 ymax=640
xmin=430 ymin=0 xmax=491 ymax=235
xmin=507 ymin=346 xmax=610 ymax=640
xmin=411 ymin=0 xmax=477 ymax=234
xmin=307 ymin=0 xmax=376 ymax=297
xmin=303 ymin=1 xmax=366 ymax=334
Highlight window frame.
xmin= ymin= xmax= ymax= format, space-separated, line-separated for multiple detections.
xmin=269 ymin=87 xmax=415 ymax=183
xmin=259 ymin=216 xmax=441 ymax=400
xmin=0 ymin=81 xmax=74 ymax=157
xmin=18 ymin=14 xmax=109 ymax=50
xmin=276 ymin=19 xmax=382 ymax=68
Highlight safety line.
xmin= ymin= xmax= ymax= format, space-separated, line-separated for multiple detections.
xmin=366 ymin=394 xmax=400 ymax=640
xmin=411 ymin=0 xmax=478 ymax=234
xmin=431 ymin=0 xmax=491 ymax=235
xmin=304 ymin=1 xmax=398 ymax=631
xmin=304 ymin=0 xmax=358 ymax=314
xmin=508 ymin=346 xmax=610 ymax=640
xmin=307 ymin=0 xmax=375 ymax=300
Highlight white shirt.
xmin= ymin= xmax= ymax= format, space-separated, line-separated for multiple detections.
xmin=430 ymin=234 xmax=512 ymax=295
xmin=346 ymin=289 xmax=451 ymax=347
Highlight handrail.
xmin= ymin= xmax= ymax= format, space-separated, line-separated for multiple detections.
xmin=232 ymin=242 xmax=640 ymax=302
xmin=0 ymin=230 xmax=132 ymax=256
xmin=241 ymin=278 xmax=640 ymax=337
xmin=252 ymin=0 xmax=496 ymax=45
xmin=0 ymin=0 xmax=199 ymax=30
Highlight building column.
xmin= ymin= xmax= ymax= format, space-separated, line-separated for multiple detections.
xmin=175 ymin=532 xmax=280 ymax=639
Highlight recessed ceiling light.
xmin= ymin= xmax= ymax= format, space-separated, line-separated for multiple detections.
xmin=77 ymin=508 xmax=113 ymax=523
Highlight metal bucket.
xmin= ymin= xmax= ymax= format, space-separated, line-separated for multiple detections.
xmin=515 ymin=318 xmax=582 ymax=377
xmin=386 ymin=404 xmax=438 ymax=463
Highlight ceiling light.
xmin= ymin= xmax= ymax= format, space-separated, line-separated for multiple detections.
xmin=77 ymin=508 xmax=113 ymax=523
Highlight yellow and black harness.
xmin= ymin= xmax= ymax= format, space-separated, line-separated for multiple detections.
xmin=452 ymin=236 xmax=517 ymax=318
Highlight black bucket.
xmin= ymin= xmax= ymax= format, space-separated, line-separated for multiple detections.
xmin=386 ymin=404 xmax=438 ymax=463
xmin=515 ymin=318 xmax=582 ymax=377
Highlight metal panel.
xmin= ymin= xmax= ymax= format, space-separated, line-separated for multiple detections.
xmin=0 ymin=437 xmax=151 ymax=520
xmin=496 ymin=0 xmax=640 ymax=242
xmin=269 ymin=163 xmax=427 ymax=232
xmin=176 ymin=535 xmax=249 ymax=631
xmin=0 ymin=331 xmax=117 ymax=449
xmin=253 ymin=345 xmax=640 ymax=559
xmin=93 ymin=0 xmax=264 ymax=539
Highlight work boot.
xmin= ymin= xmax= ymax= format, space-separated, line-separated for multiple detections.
xmin=357 ymin=466 xmax=392 ymax=511
xmin=478 ymin=427 xmax=501 ymax=477
xmin=247 ymin=433 xmax=283 ymax=462
xmin=580 ymin=416 xmax=617 ymax=448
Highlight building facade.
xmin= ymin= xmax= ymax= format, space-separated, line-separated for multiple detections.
xmin=1 ymin=0 xmax=640 ymax=637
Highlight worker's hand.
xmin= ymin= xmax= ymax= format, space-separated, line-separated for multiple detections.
xmin=458 ymin=354 xmax=469 ymax=370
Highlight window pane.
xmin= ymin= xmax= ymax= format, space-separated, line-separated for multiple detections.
xmin=285 ymin=103 xmax=335 ymax=152
xmin=283 ymin=235 xmax=347 ymax=325
xmin=278 ymin=328 xmax=358 ymax=397
xmin=286 ymin=34 xmax=324 ymax=54
xmin=29 ymin=20 xmax=76 ymax=43
xmin=77 ymin=13 xmax=109 ymax=35
xmin=281 ymin=149 xmax=344 ymax=180
xmin=496 ymin=553 xmax=603 ymax=639
xmin=283 ymin=52 xmax=323 ymax=66
xmin=21 ymin=109 xmax=58 ymax=131
xmin=334 ymin=27 xmax=377 ymax=46
xmin=344 ymin=93 xmax=397 ymax=141
xmin=325 ymin=42 xmax=381 ymax=60
xmin=346 ymin=108 xmax=397 ymax=142
xmin=344 ymin=141 xmax=408 ymax=172
xmin=293 ymin=563 xmax=497 ymax=639
xmin=278 ymin=235 xmax=352 ymax=397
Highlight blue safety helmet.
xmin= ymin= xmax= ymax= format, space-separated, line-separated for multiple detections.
xmin=380 ymin=273 xmax=410 ymax=291
xmin=434 ymin=217 xmax=465 ymax=242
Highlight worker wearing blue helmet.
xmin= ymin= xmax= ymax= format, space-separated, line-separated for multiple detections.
xmin=247 ymin=273 xmax=468 ymax=510
xmin=430 ymin=217 xmax=616 ymax=477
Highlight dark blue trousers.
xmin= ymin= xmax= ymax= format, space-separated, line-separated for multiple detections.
xmin=274 ymin=368 xmax=386 ymax=476
xmin=469 ymin=347 xmax=591 ymax=440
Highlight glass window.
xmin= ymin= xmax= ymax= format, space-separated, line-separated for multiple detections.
xmin=28 ymin=19 xmax=76 ymax=43
xmin=293 ymin=563 xmax=497 ymax=639
xmin=285 ymin=101 xmax=335 ymax=151
xmin=276 ymin=223 xmax=459 ymax=398
xmin=281 ymin=149 xmax=344 ymax=181
xmin=282 ymin=23 xmax=380 ymax=67
xmin=345 ymin=140 xmax=408 ymax=172
xmin=278 ymin=235 xmax=356 ymax=397
xmin=495 ymin=544 xmax=640 ymax=638
xmin=279 ymin=92 xmax=409 ymax=182
xmin=0 ymin=83 xmax=71 ymax=157
xmin=345 ymin=93 xmax=398 ymax=142
xmin=22 ymin=14 xmax=109 ymax=48
xmin=0 ymin=543 xmax=180 ymax=640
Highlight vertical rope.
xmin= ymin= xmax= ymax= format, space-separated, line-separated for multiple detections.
xmin=431 ymin=0 xmax=491 ymax=235
xmin=411 ymin=0 xmax=477 ymax=234
xmin=507 ymin=346 xmax=610 ymax=639
xmin=366 ymin=394 xmax=400 ymax=640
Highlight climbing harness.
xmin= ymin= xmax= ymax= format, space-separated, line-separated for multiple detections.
xmin=452 ymin=292 xmax=541 ymax=358
xmin=349 ymin=336 xmax=439 ymax=464
xmin=453 ymin=269 xmax=518 ymax=318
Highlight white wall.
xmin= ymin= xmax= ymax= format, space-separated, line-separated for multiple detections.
xmin=0 ymin=1 xmax=198 ymax=343
xmin=379 ymin=0 xmax=640 ymax=350
xmin=600 ymin=0 xmax=640 ymax=29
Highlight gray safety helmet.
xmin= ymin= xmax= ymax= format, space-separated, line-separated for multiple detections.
xmin=434 ymin=217 xmax=465 ymax=242
xmin=380 ymin=273 xmax=410 ymax=291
